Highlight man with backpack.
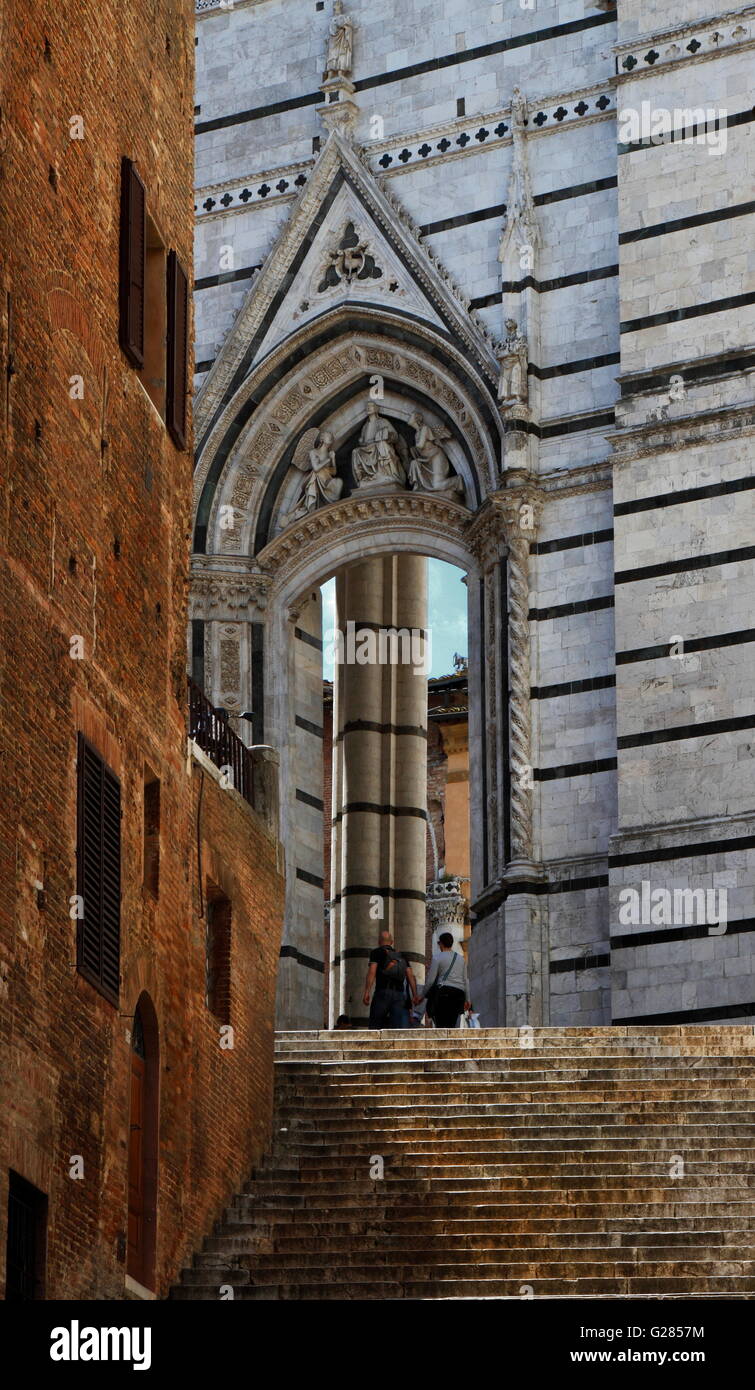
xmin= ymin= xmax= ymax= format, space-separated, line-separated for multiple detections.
xmin=363 ymin=930 xmax=418 ymax=1029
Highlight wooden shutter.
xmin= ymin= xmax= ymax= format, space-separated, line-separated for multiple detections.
xmin=119 ymin=157 xmax=146 ymax=368
xmin=166 ymin=249 xmax=188 ymax=449
xmin=76 ymin=734 xmax=121 ymax=1004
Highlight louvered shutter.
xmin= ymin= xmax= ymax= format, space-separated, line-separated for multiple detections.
xmin=119 ymin=158 xmax=146 ymax=368
xmin=76 ymin=735 xmax=121 ymax=1004
xmin=166 ymin=249 xmax=188 ymax=449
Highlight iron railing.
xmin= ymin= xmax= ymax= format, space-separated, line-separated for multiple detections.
xmin=188 ymin=677 xmax=255 ymax=808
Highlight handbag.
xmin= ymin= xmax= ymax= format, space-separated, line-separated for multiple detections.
xmin=425 ymin=952 xmax=458 ymax=1021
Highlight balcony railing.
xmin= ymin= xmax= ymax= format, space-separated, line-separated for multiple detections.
xmin=188 ymin=677 xmax=255 ymax=809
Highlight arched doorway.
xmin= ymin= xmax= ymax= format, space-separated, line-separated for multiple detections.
xmin=189 ymin=303 xmax=549 ymax=1027
xmin=127 ymin=992 xmax=159 ymax=1290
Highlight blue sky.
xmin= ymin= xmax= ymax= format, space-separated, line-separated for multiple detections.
xmin=321 ymin=559 xmax=467 ymax=680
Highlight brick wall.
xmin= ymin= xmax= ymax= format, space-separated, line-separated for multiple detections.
xmin=0 ymin=0 xmax=284 ymax=1299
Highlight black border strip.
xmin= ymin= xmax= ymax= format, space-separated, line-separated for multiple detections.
xmin=550 ymin=952 xmax=611 ymax=974
xmin=296 ymin=866 xmax=325 ymax=889
xmin=611 ymin=916 xmax=755 ymax=951
xmin=617 ymin=107 xmax=755 ymax=157
xmin=621 ymin=290 xmax=755 ymax=335
xmin=332 ymin=802 xmax=427 ymax=822
xmin=336 ymin=719 xmax=428 ymax=742
xmin=531 ymin=527 xmax=613 ymax=555
xmin=613 ymin=1000 xmax=755 ymax=1024
xmin=421 ymin=177 xmax=618 ymax=239
xmin=531 ymin=673 xmax=615 ymax=700
xmin=618 ymin=712 xmax=755 ymax=750
xmin=619 ymin=198 xmax=755 ymax=245
xmin=279 ymin=943 xmax=325 ymax=973
xmin=616 ymin=543 xmax=755 ymax=585
xmin=332 ymin=885 xmax=427 ymax=904
xmin=615 ymin=472 xmax=755 ymax=516
xmin=195 ymin=264 xmax=261 ymax=292
xmin=535 ymin=756 xmax=617 ymax=782
xmin=472 ymin=872 xmax=608 ymax=924
xmin=296 ymin=788 xmax=324 ymax=811
xmin=295 ymin=714 xmax=324 ymax=739
xmin=609 ymin=832 xmax=755 ymax=868
xmin=501 ymin=264 xmax=618 ymax=295
xmin=529 ymin=594 xmax=614 ymax=622
xmin=528 ymin=353 xmax=620 ymax=381
xmin=617 ymin=627 xmax=755 ymax=666
xmin=294 ymin=626 xmax=323 ymax=650
xmin=621 ymin=349 xmax=755 ymax=397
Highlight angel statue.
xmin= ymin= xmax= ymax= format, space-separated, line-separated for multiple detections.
xmin=407 ymin=412 xmax=464 ymax=497
xmin=351 ymin=403 xmax=408 ymax=490
xmin=324 ymin=1 xmax=353 ymax=80
xmin=285 ymin=428 xmax=343 ymax=523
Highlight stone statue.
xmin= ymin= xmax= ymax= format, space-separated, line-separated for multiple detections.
xmin=287 ymin=428 xmax=343 ymax=521
xmin=324 ymin=1 xmax=353 ymax=80
xmin=497 ymin=318 xmax=529 ymax=407
xmin=407 ymin=412 xmax=464 ymax=497
xmin=351 ymin=404 xmax=407 ymax=490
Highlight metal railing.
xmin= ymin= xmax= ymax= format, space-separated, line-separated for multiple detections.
xmin=188 ymin=677 xmax=255 ymax=809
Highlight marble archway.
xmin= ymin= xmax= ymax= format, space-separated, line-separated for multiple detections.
xmin=189 ymin=309 xmax=546 ymax=1026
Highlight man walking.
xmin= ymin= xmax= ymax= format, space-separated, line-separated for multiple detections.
xmin=363 ymin=929 xmax=418 ymax=1029
xmin=415 ymin=932 xmax=470 ymax=1027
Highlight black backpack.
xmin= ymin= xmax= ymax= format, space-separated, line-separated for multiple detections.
xmin=377 ymin=948 xmax=408 ymax=990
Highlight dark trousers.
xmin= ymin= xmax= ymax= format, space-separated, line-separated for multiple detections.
xmin=433 ymin=985 xmax=465 ymax=1027
xmin=369 ymin=988 xmax=406 ymax=1029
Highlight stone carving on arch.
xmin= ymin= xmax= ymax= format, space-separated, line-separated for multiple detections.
xmin=197 ymin=322 xmax=500 ymax=562
xmin=256 ymin=489 xmax=476 ymax=601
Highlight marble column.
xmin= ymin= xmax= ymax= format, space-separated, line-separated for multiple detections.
xmin=330 ymin=554 xmax=428 ymax=1021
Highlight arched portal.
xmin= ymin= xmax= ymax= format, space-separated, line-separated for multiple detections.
xmin=127 ymin=992 xmax=159 ymax=1291
xmin=190 ymin=296 xmax=540 ymax=1028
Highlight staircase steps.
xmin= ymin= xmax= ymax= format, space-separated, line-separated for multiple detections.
xmin=171 ymin=1027 xmax=755 ymax=1299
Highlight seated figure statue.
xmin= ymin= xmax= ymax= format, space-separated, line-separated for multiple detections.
xmin=407 ymin=412 xmax=464 ymax=498
xmin=351 ymin=403 xmax=407 ymax=490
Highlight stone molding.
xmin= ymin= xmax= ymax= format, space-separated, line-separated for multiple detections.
xmin=614 ymin=9 xmax=754 ymax=80
xmin=255 ymin=490 xmax=473 ymax=592
xmin=608 ymin=403 xmax=755 ymax=463
xmin=189 ymin=566 xmax=271 ymax=620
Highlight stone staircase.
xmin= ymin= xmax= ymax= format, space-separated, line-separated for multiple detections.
xmin=171 ymin=1027 xmax=755 ymax=1299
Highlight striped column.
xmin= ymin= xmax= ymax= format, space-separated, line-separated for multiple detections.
xmin=331 ymin=555 xmax=428 ymax=1021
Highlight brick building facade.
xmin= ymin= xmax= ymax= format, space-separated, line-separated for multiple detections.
xmin=0 ymin=0 xmax=284 ymax=1300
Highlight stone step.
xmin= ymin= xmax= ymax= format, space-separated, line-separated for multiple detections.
xmin=171 ymin=1273 xmax=755 ymax=1299
xmin=185 ymin=1255 xmax=754 ymax=1281
xmin=202 ymin=1228 xmax=751 ymax=1255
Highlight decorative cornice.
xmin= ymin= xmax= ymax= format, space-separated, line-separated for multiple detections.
xmin=189 ymin=566 xmax=272 ymax=619
xmin=195 ymin=162 xmax=312 ymax=221
xmin=614 ymin=8 xmax=754 ymax=79
xmin=608 ymin=402 xmax=755 ymax=461
xmin=253 ymin=490 xmax=473 ymax=591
